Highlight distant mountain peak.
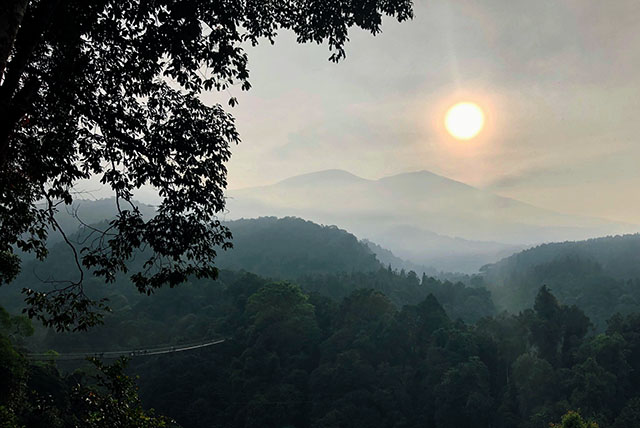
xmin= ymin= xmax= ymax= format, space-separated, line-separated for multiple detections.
xmin=379 ymin=169 xmax=443 ymax=179
xmin=377 ymin=169 xmax=477 ymax=190
xmin=276 ymin=169 xmax=369 ymax=186
xmin=226 ymin=167 xmax=640 ymax=271
xmin=274 ymin=168 xmax=475 ymax=187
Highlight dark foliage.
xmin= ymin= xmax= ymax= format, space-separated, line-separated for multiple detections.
xmin=0 ymin=307 xmax=176 ymax=426
xmin=119 ymin=283 xmax=640 ymax=428
xmin=3 ymin=275 xmax=639 ymax=428
xmin=0 ymin=0 xmax=413 ymax=331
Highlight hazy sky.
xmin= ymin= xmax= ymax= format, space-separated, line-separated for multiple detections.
xmin=206 ymin=0 xmax=640 ymax=224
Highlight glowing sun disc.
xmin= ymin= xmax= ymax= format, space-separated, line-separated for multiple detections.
xmin=445 ymin=102 xmax=485 ymax=140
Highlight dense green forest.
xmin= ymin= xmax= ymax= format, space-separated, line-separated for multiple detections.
xmin=4 ymin=216 xmax=640 ymax=427
xmin=483 ymin=234 xmax=640 ymax=281
xmin=4 ymin=274 xmax=640 ymax=427
xmin=215 ymin=217 xmax=382 ymax=278
xmin=129 ymin=283 xmax=640 ymax=428
xmin=480 ymin=234 xmax=640 ymax=329
xmin=1 ymin=217 xmax=492 ymax=324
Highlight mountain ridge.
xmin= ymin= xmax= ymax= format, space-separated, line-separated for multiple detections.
xmin=232 ymin=168 xmax=634 ymax=228
xmin=226 ymin=168 xmax=640 ymax=272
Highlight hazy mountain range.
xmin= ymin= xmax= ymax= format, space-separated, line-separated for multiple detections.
xmin=226 ymin=169 xmax=639 ymax=272
xmin=43 ymin=169 xmax=639 ymax=274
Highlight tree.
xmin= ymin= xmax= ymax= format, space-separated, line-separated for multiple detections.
xmin=73 ymin=357 xmax=177 ymax=428
xmin=511 ymin=353 xmax=556 ymax=418
xmin=396 ymin=293 xmax=450 ymax=358
xmin=0 ymin=308 xmax=30 ymax=424
xmin=613 ymin=397 xmax=640 ymax=428
xmin=245 ymin=282 xmax=319 ymax=355
xmin=528 ymin=286 xmax=591 ymax=367
xmin=434 ymin=357 xmax=494 ymax=428
xmin=549 ymin=410 xmax=598 ymax=428
xmin=568 ymin=357 xmax=617 ymax=419
xmin=0 ymin=0 xmax=414 ymax=330
xmin=0 ymin=346 xmax=177 ymax=427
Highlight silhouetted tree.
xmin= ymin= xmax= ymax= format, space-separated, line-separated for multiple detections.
xmin=0 ymin=0 xmax=413 ymax=331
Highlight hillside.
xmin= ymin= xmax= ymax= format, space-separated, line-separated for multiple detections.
xmin=215 ymin=217 xmax=382 ymax=278
xmin=3 ymin=213 xmax=495 ymax=326
xmin=482 ymin=234 xmax=640 ymax=281
xmin=362 ymin=239 xmax=438 ymax=276
xmin=481 ymin=234 xmax=640 ymax=327
xmin=2 ymin=216 xmax=380 ymax=303
xmin=226 ymin=169 xmax=637 ymax=272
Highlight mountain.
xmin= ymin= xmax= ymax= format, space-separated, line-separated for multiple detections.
xmin=362 ymin=239 xmax=438 ymax=276
xmin=2 ymin=215 xmax=384 ymax=307
xmin=5 ymin=211 xmax=495 ymax=326
xmin=215 ymin=217 xmax=382 ymax=278
xmin=225 ymin=169 xmax=638 ymax=272
xmin=480 ymin=234 xmax=640 ymax=328
xmin=482 ymin=233 xmax=640 ymax=282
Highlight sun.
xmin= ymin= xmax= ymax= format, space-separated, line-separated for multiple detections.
xmin=444 ymin=102 xmax=485 ymax=140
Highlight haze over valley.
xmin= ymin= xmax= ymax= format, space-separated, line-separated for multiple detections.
xmin=226 ymin=169 xmax=639 ymax=272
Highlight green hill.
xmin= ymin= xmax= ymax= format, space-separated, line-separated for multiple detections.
xmin=481 ymin=234 xmax=640 ymax=328
xmin=215 ymin=217 xmax=382 ymax=278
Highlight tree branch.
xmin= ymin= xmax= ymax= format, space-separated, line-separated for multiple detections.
xmin=0 ymin=0 xmax=29 ymax=81
xmin=0 ymin=0 xmax=62 ymax=167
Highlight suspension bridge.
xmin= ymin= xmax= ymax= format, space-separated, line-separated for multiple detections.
xmin=26 ymin=338 xmax=226 ymax=361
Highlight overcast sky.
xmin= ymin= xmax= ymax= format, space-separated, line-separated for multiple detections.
xmin=203 ymin=0 xmax=640 ymax=224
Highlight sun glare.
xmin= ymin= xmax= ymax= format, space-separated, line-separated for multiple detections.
xmin=445 ymin=102 xmax=485 ymax=140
